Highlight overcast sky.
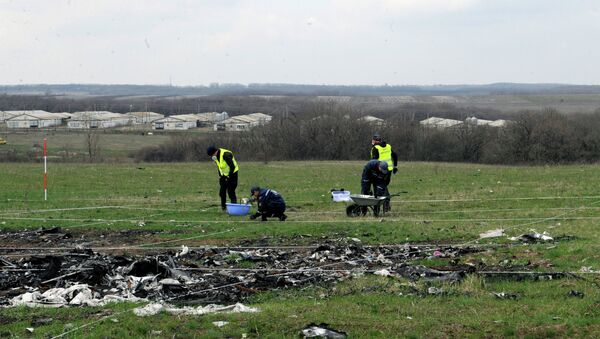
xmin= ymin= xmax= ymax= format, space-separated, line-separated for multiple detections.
xmin=1 ymin=0 xmax=599 ymax=86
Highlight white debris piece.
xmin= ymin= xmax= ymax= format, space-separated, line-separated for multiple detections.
xmin=10 ymin=284 xmax=143 ymax=308
xmin=158 ymin=278 xmax=181 ymax=286
xmin=375 ymin=254 xmax=392 ymax=265
xmin=176 ymin=245 xmax=189 ymax=258
xmin=133 ymin=303 xmax=260 ymax=317
xmin=479 ymin=228 xmax=505 ymax=239
xmin=427 ymin=287 xmax=443 ymax=295
xmin=508 ymin=230 xmax=553 ymax=242
xmin=212 ymin=321 xmax=229 ymax=327
xmin=374 ymin=269 xmax=391 ymax=277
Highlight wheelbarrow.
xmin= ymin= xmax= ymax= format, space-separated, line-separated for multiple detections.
xmin=346 ymin=194 xmax=390 ymax=217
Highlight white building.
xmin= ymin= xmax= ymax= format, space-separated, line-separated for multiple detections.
xmin=465 ymin=117 xmax=494 ymax=126
xmin=246 ymin=112 xmax=272 ymax=124
xmin=359 ymin=115 xmax=385 ymax=126
xmin=489 ymin=119 xmax=510 ymax=127
xmin=5 ymin=111 xmax=65 ymax=128
xmin=195 ymin=112 xmax=229 ymax=127
xmin=214 ymin=113 xmax=272 ymax=132
xmin=466 ymin=117 xmax=512 ymax=128
xmin=152 ymin=114 xmax=199 ymax=130
xmin=127 ymin=112 xmax=164 ymax=124
xmin=420 ymin=117 xmax=463 ymax=129
xmin=68 ymin=111 xmax=130 ymax=129
xmin=1 ymin=110 xmax=47 ymax=123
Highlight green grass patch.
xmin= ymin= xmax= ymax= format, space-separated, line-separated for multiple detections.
xmin=2 ymin=161 xmax=600 ymax=337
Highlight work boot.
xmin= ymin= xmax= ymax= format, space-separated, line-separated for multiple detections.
xmin=278 ymin=214 xmax=287 ymax=221
xmin=261 ymin=215 xmax=268 ymax=222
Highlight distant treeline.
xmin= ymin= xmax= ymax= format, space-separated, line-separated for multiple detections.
xmin=0 ymin=93 xmax=505 ymax=119
xmin=136 ymin=104 xmax=600 ymax=165
xmin=3 ymin=93 xmax=600 ymax=164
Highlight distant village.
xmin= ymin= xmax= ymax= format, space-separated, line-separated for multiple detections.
xmin=0 ymin=111 xmax=272 ymax=132
xmin=0 ymin=110 xmax=511 ymax=131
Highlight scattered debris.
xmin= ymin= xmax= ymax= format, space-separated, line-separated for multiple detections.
xmin=427 ymin=287 xmax=444 ymax=295
xmin=301 ymin=323 xmax=347 ymax=338
xmin=568 ymin=290 xmax=584 ymax=298
xmin=493 ymin=292 xmax=519 ymax=300
xmin=479 ymin=229 xmax=505 ymax=239
xmin=374 ymin=269 xmax=391 ymax=277
xmin=133 ymin=303 xmax=259 ymax=316
xmin=176 ymin=245 xmax=189 ymax=258
xmin=509 ymin=231 xmax=553 ymax=243
xmin=0 ymin=236 xmax=576 ymax=309
xmin=30 ymin=317 xmax=53 ymax=326
xmin=212 ymin=321 xmax=229 ymax=327
xmin=395 ymin=264 xmax=466 ymax=283
xmin=0 ymin=240 xmax=478 ymax=307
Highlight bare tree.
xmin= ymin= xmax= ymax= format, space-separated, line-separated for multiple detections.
xmin=85 ymin=130 xmax=100 ymax=162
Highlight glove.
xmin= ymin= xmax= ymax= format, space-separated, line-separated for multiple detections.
xmin=393 ymin=167 xmax=398 ymax=174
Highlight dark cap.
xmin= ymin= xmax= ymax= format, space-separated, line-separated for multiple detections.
xmin=372 ymin=133 xmax=382 ymax=141
xmin=379 ymin=161 xmax=389 ymax=174
xmin=250 ymin=186 xmax=261 ymax=194
xmin=206 ymin=145 xmax=217 ymax=156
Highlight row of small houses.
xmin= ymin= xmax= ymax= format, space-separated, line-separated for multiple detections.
xmin=0 ymin=110 xmax=508 ymax=131
xmin=0 ymin=110 xmax=272 ymax=131
xmin=420 ymin=117 xmax=511 ymax=128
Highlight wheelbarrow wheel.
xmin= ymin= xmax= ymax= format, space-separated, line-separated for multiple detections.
xmin=373 ymin=205 xmax=381 ymax=217
xmin=383 ymin=199 xmax=391 ymax=213
xmin=346 ymin=204 xmax=367 ymax=217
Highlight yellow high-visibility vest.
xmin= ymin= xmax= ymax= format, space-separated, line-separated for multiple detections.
xmin=215 ymin=148 xmax=239 ymax=177
xmin=372 ymin=144 xmax=393 ymax=170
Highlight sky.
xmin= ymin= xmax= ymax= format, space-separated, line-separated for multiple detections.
xmin=1 ymin=0 xmax=599 ymax=86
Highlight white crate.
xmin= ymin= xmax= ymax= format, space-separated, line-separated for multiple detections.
xmin=331 ymin=190 xmax=351 ymax=202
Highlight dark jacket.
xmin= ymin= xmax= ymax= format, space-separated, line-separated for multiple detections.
xmin=361 ymin=160 xmax=388 ymax=195
xmin=370 ymin=141 xmax=398 ymax=168
xmin=256 ymin=188 xmax=286 ymax=212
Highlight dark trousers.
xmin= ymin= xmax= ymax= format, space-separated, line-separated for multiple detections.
xmin=361 ymin=179 xmax=388 ymax=197
xmin=219 ymin=171 xmax=238 ymax=209
xmin=259 ymin=204 xmax=286 ymax=221
xmin=384 ymin=172 xmax=392 ymax=186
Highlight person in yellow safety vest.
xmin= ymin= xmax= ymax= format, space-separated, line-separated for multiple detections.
xmin=370 ymin=133 xmax=398 ymax=187
xmin=207 ymin=145 xmax=239 ymax=210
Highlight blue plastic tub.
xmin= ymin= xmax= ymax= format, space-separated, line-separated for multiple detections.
xmin=226 ymin=203 xmax=251 ymax=216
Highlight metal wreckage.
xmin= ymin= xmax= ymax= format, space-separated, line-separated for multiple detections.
xmin=0 ymin=226 xmax=579 ymax=311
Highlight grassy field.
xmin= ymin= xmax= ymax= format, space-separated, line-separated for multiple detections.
xmin=1 ymin=161 xmax=600 ymax=337
xmin=0 ymin=129 xmax=174 ymax=158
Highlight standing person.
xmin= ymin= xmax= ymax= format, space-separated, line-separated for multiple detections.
xmin=370 ymin=133 xmax=398 ymax=186
xmin=249 ymin=186 xmax=287 ymax=221
xmin=206 ymin=145 xmax=238 ymax=211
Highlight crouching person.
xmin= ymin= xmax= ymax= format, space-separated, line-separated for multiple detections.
xmin=249 ymin=186 xmax=287 ymax=221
